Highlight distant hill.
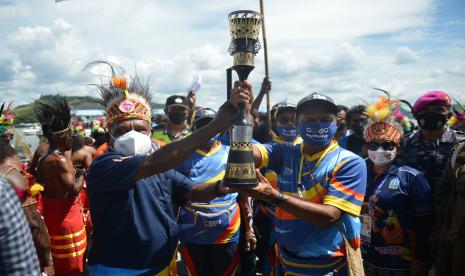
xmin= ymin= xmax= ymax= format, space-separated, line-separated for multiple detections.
xmin=13 ymin=95 xmax=164 ymax=123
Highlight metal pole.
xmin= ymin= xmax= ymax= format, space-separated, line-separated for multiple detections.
xmin=259 ymin=0 xmax=272 ymax=133
xmin=227 ymin=67 xmax=232 ymax=101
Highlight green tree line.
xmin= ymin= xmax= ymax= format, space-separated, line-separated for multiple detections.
xmin=13 ymin=95 xmax=164 ymax=123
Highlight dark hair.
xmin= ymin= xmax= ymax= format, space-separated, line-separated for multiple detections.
xmin=34 ymin=95 xmax=71 ymax=136
xmin=84 ymin=136 xmax=94 ymax=146
xmin=91 ymin=132 xmax=106 ymax=148
xmin=0 ymin=140 xmax=17 ymax=163
xmin=337 ymin=105 xmax=349 ymax=113
xmin=346 ymin=105 xmax=366 ymax=123
xmin=71 ymin=135 xmax=85 ymax=152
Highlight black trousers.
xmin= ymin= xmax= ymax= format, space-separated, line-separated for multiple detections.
xmin=181 ymin=242 xmax=240 ymax=276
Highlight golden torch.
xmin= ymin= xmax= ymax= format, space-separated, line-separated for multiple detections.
xmin=224 ymin=10 xmax=262 ymax=188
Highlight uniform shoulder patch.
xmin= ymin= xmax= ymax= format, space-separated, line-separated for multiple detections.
xmin=388 ymin=178 xmax=400 ymax=189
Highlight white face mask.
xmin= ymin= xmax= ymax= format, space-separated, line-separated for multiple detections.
xmin=368 ymin=148 xmax=396 ymax=166
xmin=114 ymin=130 xmax=153 ymax=156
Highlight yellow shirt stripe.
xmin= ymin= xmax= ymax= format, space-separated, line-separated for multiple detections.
xmin=323 ymin=195 xmax=362 ymax=216
xmin=255 ymin=144 xmax=269 ymax=168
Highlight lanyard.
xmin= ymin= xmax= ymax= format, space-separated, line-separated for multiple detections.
xmin=297 ymin=142 xmax=337 ymax=197
xmin=367 ymin=175 xmax=389 ymax=217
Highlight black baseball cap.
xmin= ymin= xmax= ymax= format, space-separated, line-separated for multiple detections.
xmin=166 ymin=95 xmax=189 ymax=108
xmin=272 ymin=102 xmax=296 ymax=119
xmin=296 ymin=92 xmax=338 ymax=115
xmin=194 ymin=108 xmax=216 ymax=122
xmin=194 ymin=108 xmax=216 ymax=129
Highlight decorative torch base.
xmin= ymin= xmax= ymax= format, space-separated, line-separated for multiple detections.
xmin=223 ymin=141 xmax=258 ymax=188
xmin=223 ymin=178 xmax=258 ymax=188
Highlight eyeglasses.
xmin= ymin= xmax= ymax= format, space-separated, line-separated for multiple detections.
xmin=367 ymin=141 xmax=396 ymax=151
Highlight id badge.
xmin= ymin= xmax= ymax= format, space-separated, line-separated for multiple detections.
xmin=360 ymin=215 xmax=372 ymax=243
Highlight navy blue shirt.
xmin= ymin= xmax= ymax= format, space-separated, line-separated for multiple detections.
xmin=87 ymin=152 xmax=195 ymax=273
xmin=361 ymin=160 xmax=431 ymax=270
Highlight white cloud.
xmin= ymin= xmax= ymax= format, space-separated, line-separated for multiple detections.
xmin=444 ymin=62 xmax=465 ymax=77
xmin=0 ymin=0 xmax=464 ymax=109
xmin=394 ymin=46 xmax=420 ymax=64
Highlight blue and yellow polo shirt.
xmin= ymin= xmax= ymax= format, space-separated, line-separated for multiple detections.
xmin=255 ymin=141 xmax=367 ymax=260
xmin=175 ymin=141 xmax=240 ymax=245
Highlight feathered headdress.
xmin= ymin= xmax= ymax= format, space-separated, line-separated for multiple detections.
xmin=364 ymin=88 xmax=409 ymax=144
xmin=0 ymin=100 xmax=16 ymax=136
xmin=447 ymin=97 xmax=465 ymax=128
xmin=34 ymin=95 xmax=72 ymax=138
xmin=84 ymin=61 xmax=152 ymax=128
xmin=0 ymin=100 xmax=16 ymax=125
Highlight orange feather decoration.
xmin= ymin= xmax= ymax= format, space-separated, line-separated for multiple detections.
xmin=112 ymin=76 xmax=127 ymax=90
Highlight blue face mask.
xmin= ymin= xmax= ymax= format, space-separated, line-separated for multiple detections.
xmin=276 ymin=125 xmax=297 ymax=141
xmin=297 ymin=122 xmax=337 ymax=147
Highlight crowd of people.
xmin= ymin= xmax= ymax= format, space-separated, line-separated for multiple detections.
xmin=1 ymin=61 xmax=465 ymax=276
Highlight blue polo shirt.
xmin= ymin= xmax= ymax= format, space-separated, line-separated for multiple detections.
xmin=87 ymin=151 xmax=195 ymax=275
xmin=361 ymin=160 xmax=431 ymax=270
xmin=175 ymin=141 xmax=240 ymax=245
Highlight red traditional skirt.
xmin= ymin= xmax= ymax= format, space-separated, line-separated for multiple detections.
xmin=42 ymin=196 xmax=87 ymax=275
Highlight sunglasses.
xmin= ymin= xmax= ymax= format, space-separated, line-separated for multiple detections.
xmin=367 ymin=141 xmax=396 ymax=151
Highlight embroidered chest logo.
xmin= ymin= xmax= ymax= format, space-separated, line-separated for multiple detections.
xmin=388 ymin=178 xmax=400 ymax=190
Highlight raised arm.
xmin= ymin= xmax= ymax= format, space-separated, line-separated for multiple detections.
xmin=186 ymin=90 xmax=196 ymax=128
xmin=251 ymin=77 xmax=271 ymax=119
xmin=134 ymin=82 xmax=254 ymax=181
xmin=135 ymin=103 xmax=236 ymax=180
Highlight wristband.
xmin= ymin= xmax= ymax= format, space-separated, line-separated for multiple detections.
xmin=272 ymin=192 xmax=285 ymax=205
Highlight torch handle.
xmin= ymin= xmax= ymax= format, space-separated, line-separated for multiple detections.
xmin=227 ymin=68 xmax=232 ymax=101
xmin=238 ymin=103 xmax=247 ymax=123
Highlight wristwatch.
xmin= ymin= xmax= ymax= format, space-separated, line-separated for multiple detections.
xmin=272 ymin=192 xmax=285 ymax=205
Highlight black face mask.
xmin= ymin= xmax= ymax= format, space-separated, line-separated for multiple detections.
xmin=352 ymin=123 xmax=365 ymax=136
xmin=337 ymin=122 xmax=347 ymax=131
xmin=416 ymin=112 xmax=448 ymax=130
xmin=168 ymin=112 xmax=187 ymax=125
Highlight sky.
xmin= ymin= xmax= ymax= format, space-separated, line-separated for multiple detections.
xmin=0 ymin=0 xmax=464 ymax=110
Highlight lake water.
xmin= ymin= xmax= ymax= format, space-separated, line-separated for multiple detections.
xmin=15 ymin=127 xmax=40 ymax=153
